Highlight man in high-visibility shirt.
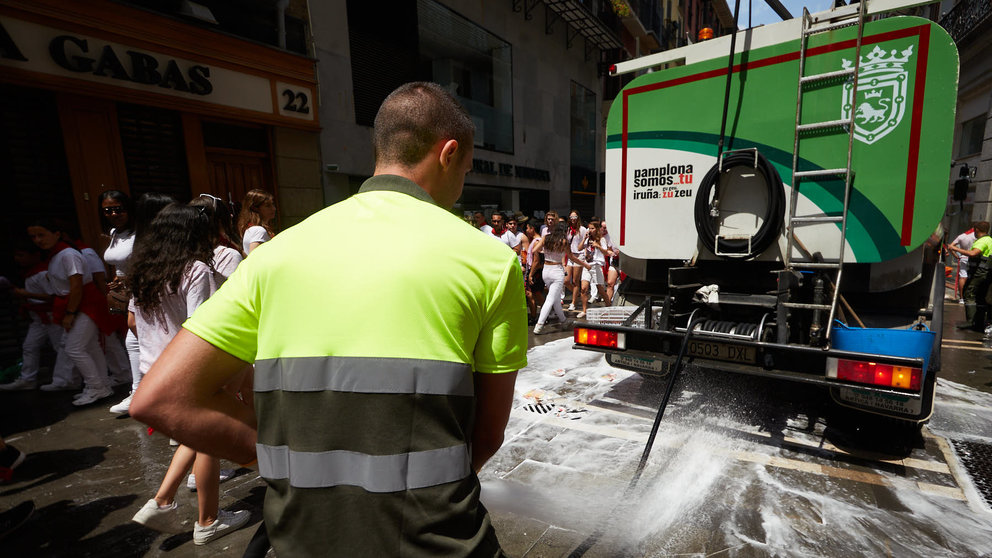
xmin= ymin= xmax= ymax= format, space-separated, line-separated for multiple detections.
xmin=949 ymin=220 xmax=992 ymax=331
xmin=131 ymin=82 xmax=527 ymax=557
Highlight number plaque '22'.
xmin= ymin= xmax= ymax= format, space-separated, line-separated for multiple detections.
xmin=282 ymin=89 xmax=310 ymax=114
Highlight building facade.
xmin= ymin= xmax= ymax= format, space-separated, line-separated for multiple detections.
xmin=0 ymin=0 xmax=323 ymax=267
xmin=312 ymin=0 xmax=631 ymax=221
xmin=939 ymin=0 xmax=992 ymax=236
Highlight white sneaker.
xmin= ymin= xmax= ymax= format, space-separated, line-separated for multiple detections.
xmin=187 ymin=469 xmax=236 ymax=491
xmin=72 ymin=386 xmax=114 ymax=406
xmin=576 ymin=311 xmax=586 ymax=319
xmin=568 ymin=304 xmax=576 ymax=311
xmin=40 ymin=381 xmax=80 ymax=392
xmin=533 ymin=324 xmax=545 ymax=334
xmin=193 ymin=509 xmax=250 ymax=545
xmin=109 ymin=393 xmax=133 ymax=414
xmin=0 ymin=378 xmax=37 ymax=391
xmin=132 ymin=499 xmax=187 ymax=534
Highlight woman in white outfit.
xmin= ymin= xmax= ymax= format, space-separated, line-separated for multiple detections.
xmin=530 ymin=222 xmax=571 ymax=334
xmin=26 ymin=221 xmax=114 ymax=406
xmin=565 ymin=211 xmax=588 ymax=311
xmin=0 ymin=244 xmax=74 ymax=391
xmin=577 ymin=220 xmax=611 ymax=319
xmin=237 ymin=189 xmax=277 ymax=255
xmin=105 ymin=192 xmax=176 ymax=414
xmin=99 ymin=190 xmax=137 ymax=405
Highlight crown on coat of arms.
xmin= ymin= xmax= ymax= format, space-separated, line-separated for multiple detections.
xmin=841 ymin=44 xmax=914 ymax=76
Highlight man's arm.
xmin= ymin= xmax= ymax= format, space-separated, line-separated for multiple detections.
xmin=949 ymin=244 xmax=982 ymax=258
xmin=130 ymin=329 xmax=258 ymax=464
xmin=471 ymin=370 xmax=517 ymax=473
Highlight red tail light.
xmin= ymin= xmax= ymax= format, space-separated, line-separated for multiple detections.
xmin=574 ymin=327 xmax=625 ymax=349
xmin=827 ymin=358 xmax=922 ymax=391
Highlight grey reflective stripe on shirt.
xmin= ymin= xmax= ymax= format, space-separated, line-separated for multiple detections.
xmin=254 ymin=356 xmax=474 ymax=396
xmin=256 ymin=443 xmax=471 ymax=492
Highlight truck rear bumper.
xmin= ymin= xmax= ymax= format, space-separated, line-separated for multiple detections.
xmin=573 ymin=323 xmax=935 ymax=421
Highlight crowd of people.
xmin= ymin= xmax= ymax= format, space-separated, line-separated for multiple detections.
xmin=0 ymin=187 xmax=279 ymax=545
xmin=0 ymin=81 xmax=619 ymax=556
xmin=470 ymin=208 xmax=621 ymax=333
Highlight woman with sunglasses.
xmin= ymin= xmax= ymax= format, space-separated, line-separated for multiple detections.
xmin=99 ymin=191 xmax=138 ymax=410
xmin=238 ymin=189 xmax=277 ymax=255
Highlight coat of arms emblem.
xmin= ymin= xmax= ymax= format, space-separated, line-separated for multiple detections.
xmin=840 ymin=44 xmax=914 ymax=145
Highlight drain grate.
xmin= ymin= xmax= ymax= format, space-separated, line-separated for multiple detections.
xmin=951 ymin=439 xmax=992 ymax=508
xmin=521 ymin=403 xmax=556 ymax=414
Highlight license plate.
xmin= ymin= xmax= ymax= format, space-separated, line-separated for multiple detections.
xmin=686 ymin=340 xmax=756 ymax=364
xmin=608 ymin=354 xmax=667 ymax=372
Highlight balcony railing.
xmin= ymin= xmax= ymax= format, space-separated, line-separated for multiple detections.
xmin=939 ymin=0 xmax=992 ymax=43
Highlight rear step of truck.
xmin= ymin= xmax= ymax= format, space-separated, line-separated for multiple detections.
xmin=785 ymin=1 xmax=867 ymax=345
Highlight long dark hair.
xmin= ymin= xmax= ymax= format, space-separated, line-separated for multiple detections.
xmin=190 ymin=194 xmax=241 ymax=253
xmin=97 ymin=190 xmax=134 ymax=234
xmin=546 ymin=222 xmax=569 ymax=253
xmin=134 ymin=193 xmax=176 ymax=239
xmin=128 ymin=204 xmax=214 ymax=322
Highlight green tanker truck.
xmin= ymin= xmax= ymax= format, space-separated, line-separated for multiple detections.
xmin=573 ymin=0 xmax=959 ymax=426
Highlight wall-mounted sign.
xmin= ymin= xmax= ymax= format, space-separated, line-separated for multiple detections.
xmin=473 ymin=158 xmax=551 ymax=182
xmin=0 ymin=15 xmax=315 ymax=126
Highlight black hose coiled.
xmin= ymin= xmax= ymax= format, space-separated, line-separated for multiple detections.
xmin=693 ymin=150 xmax=785 ymax=259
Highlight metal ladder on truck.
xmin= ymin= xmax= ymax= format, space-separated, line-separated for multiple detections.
xmin=783 ymin=1 xmax=868 ymax=345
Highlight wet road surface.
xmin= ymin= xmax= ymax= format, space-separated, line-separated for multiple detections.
xmin=2 ymin=300 xmax=991 ymax=557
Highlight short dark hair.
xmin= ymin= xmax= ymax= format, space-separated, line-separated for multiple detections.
xmin=373 ymin=82 xmax=475 ymax=167
xmin=977 ymin=221 xmax=990 ymax=234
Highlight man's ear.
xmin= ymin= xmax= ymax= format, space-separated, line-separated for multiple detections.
xmin=438 ymin=139 xmax=459 ymax=170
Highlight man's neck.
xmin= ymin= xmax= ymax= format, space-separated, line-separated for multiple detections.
xmin=374 ymin=163 xmax=442 ymax=206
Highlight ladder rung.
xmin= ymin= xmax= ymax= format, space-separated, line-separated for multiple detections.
xmin=800 ymin=68 xmax=856 ymax=85
xmin=791 ymin=261 xmax=842 ymax=269
xmin=798 ymin=119 xmax=850 ymax=133
xmin=794 ymin=168 xmax=849 ymax=179
xmin=804 ymin=20 xmax=860 ymax=36
xmin=783 ymin=302 xmax=833 ymax=310
xmin=791 ymin=215 xmax=844 ymax=224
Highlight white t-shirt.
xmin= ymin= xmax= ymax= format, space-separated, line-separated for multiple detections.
xmin=104 ymin=228 xmax=135 ymax=277
xmin=493 ymin=229 xmax=518 ymax=249
xmin=584 ymin=238 xmax=607 ymax=267
xmin=24 ymin=269 xmax=51 ymax=307
xmin=213 ymin=245 xmax=243 ymax=281
xmin=129 ymin=260 xmax=218 ymax=374
xmin=47 ymin=248 xmax=91 ymax=295
xmin=953 ymin=231 xmax=976 ymax=267
xmin=479 ymin=224 xmax=493 ymax=235
xmin=568 ymin=226 xmax=588 ymax=255
xmin=81 ymin=247 xmax=105 ymax=278
xmin=242 ymin=226 xmax=271 ymax=254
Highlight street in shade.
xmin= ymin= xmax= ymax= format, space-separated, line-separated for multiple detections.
xmin=1 ymin=322 xmax=992 ymax=556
